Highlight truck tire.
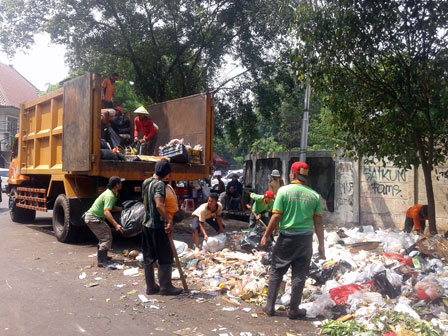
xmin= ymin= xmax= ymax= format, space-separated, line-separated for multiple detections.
xmin=53 ymin=194 xmax=80 ymax=243
xmin=9 ymin=187 xmax=36 ymax=223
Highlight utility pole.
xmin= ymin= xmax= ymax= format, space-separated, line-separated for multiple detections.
xmin=299 ymin=77 xmax=311 ymax=162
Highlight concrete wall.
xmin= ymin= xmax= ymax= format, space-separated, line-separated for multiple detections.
xmin=359 ymin=161 xmax=414 ymax=229
xmin=244 ymin=152 xmax=448 ymax=233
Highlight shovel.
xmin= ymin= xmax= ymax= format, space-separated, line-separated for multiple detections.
xmin=167 ymin=233 xmax=189 ymax=292
xmin=246 ymin=204 xmax=267 ymax=229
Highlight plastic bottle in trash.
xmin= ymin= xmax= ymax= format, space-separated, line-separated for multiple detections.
xmin=186 ymin=259 xmax=199 ymax=269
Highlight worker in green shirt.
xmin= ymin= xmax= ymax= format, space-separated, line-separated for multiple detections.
xmin=85 ymin=176 xmax=124 ymax=267
xmin=261 ymin=162 xmax=325 ymax=320
xmin=249 ymin=190 xmax=275 ymax=228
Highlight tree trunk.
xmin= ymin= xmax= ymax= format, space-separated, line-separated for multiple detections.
xmin=419 ymin=151 xmax=437 ymax=234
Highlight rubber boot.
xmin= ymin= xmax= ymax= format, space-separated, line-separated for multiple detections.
xmin=97 ymin=249 xmax=108 ymax=267
xmin=97 ymin=246 xmax=112 ymax=260
xmin=158 ymin=264 xmax=182 ymax=296
xmin=144 ymin=263 xmax=160 ymax=295
xmin=262 ymin=278 xmax=282 ymax=316
xmin=288 ymin=279 xmax=307 ymax=320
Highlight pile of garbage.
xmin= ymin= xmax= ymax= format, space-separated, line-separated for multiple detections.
xmin=176 ymin=233 xmax=269 ymax=306
xmin=303 ymin=227 xmax=447 ymax=335
xmin=175 ymin=226 xmax=447 ymax=335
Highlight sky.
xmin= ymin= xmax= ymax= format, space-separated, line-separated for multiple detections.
xmin=0 ymin=34 xmax=69 ymax=92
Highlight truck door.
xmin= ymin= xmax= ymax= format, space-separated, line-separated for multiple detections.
xmin=62 ymin=74 xmax=98 ymax=172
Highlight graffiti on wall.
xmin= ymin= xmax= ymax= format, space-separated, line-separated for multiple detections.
xmin=363 ymin=166 xmax=407 ymax=198
xmin=435 ymin=167 xmax=448 ymax=182
xmin=337 ymin=162 xmax=354 ymax=209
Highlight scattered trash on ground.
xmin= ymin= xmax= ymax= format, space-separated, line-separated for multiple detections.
xmin=81 ymin=226 xmax=447 ymax=334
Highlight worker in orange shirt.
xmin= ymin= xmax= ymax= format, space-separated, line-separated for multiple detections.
xmin=404 ymin=204 xmax=428 ymax=234
xmin=102 ymin=72 xmax=119 ymax=108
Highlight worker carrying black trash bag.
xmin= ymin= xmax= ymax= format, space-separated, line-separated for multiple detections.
xmin=260 ymin=161 xmax=325 ymax=320
xmin=84 ymin=176 xmax=124 ymax=267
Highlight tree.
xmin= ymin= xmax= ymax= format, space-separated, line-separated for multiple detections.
xmin=308 ymin=107 xmax=341 ymax=150
xmin=0 ymin=0 xmax=286 ymax=103
xmin=287 ymin=0 xmax=448 ymax=234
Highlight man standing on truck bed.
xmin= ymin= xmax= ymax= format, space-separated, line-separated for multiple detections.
xmin=142 ymin=160 xmax=182 ymax=296
xmin=134 ymin=106 xmax=159 ymax=155
xmin=85 ymin=176 xmax=124 ymax=267
xmin=101 ymin=72 xmax=119 ymax=108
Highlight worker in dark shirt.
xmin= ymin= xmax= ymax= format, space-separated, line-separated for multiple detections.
xmin=226 ymin=174 xmax=243 ymax=195
xmin=212 ymin=171 xmax=226 ymax=194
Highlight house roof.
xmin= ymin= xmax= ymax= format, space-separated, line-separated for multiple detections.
xmin=0 ymin=62 xmax=40 ymax=108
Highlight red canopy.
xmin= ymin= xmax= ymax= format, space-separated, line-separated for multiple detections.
xmin=213 ymin=153 xmax=230 ymax=167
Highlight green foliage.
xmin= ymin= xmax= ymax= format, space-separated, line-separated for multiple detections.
xmin=370 ymin=311 xmax=443 ymax=336
xmin=0 ymin=0 xmax=348 ymax=164
xmin=0 ymin=0 xmax=287 ymax=104
xmin=44 ymin=83 xmax=61 ymax=94
xmin=308 ymin=107 xmax=342 ymax=150
xmin=319 ymin=312 xmax=442 ymax=336
xmin=114 ymin=81 xmax=143 ymax=113
xmin=286 ymin=0 xmax=448 ymax=233
xmin=233 ymin=156 xmax=244 ymax=166
xmin=250 ymin=137 xmax=286 ymax=154
xmin=319 ymin=320 xmax=367 ymax=336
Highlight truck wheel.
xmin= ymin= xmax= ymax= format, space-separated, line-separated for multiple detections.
xmin=53 ymin=194 xmax=80 ymax=243
xmin=9 ymin=187 xmax=36 ymax=223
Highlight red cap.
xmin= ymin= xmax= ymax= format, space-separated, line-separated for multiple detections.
xmin=291 ymin=162 xmax=309 ymax=176
xmin=264 ymin=190 xmax=275 ymax=198
xmin=115 ymin=106 xmax=122 ymax=112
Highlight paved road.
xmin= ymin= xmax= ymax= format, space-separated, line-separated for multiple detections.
xmin=0 ymin=196 xmax=318 ymax=336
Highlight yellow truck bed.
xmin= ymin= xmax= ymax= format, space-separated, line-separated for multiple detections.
xmin=18 ymin=73 xmax=213 ymax=181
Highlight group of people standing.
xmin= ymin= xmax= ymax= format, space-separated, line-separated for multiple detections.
xmin=83 ymin=159 xmax=327 ymax=320
xmin=91 ymin=77 xmax=329 ymax=318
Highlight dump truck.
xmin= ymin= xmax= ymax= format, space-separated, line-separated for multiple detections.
xmin=7 ymin=73 xmax=214 ymax=243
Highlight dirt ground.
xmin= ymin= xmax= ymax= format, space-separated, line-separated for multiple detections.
xmin=0 ymin=197 xmax=319 ymax=336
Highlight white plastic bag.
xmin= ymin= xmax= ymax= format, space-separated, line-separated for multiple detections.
xmin=173 ymin=240 xmax=188 ymax=257
xmin=203 ymin=233 xmax=226 ymax=253
xmin=325 ymin=232 xmax=341 ymax=246
xmin=395 ymin=302 xmax=420 ymax=320
xmin=306 ymin=292 xmax=335 ymax=319
xmin=362 ymin=292 xmax=385 ymax=306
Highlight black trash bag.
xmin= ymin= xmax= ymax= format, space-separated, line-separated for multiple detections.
xmin=118 ymin=127 xmax=130 ymax=134
xmin=116 ymin=152 xmax=126 ymax=161
xmin=239 ymin=224 xmax=272 ymax=252
xmin=101 ymin=139 xmax=109 ymax=149
xmin=108 ymin=126 xmax=121 ymax=149
xmin=331 ymin=305 xmax=348 ymax=319
xmin=373 ymin=270 xmax=401 ymax=299
xmin=172 ymin=209 xmax=185 ymax=224
xmin=110 ymin=115 xmax=130 ymax=133
xmin=120 ymin=200 xmax=145 ymax=237
xmin=261 ymin=252 xmax=272 ymax=265
xmin=309 ymin=260 xmax=353 ymax=285
xmin=101 ymin=149 xmax=118 ymax=160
